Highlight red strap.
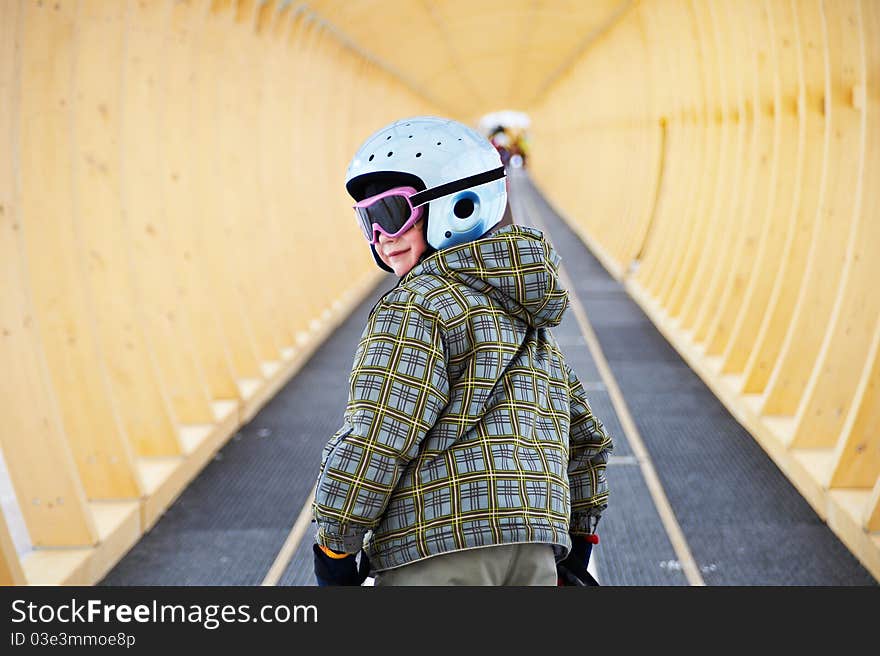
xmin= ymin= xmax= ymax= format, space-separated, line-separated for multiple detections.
xmin=586 ymin=534 xmax=600 ymax=545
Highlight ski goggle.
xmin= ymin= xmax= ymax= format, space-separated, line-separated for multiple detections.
xmin=353 ymin=186 xmax=424 ymax=244
xmin=353 ymin=166 xmax=506 ymax=244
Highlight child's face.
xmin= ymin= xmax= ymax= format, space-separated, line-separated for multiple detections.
xmin=376 ymin=219 xmax=428 ymax=276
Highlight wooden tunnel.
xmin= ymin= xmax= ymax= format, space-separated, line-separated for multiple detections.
xmin=1 ymin=0 xmax=878 ymax=584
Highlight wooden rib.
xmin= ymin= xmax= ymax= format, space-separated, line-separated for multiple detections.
xmin=121 ymin=0 xmax=215 ymax=426
xmin=704 ymin=0 xmax=771 ymax=361
xmin=69 ymin=0 xmax=145 ymax=498
xmin=760 ymin=0 xmax=859 ymax=420
xmin=192 ymin=0 xmax=263 ymax=396
xmin=720 ymin=0 xmax=799 ymax=379
xmin=4 ymin=0 xmax=97 ymax=547
xmin=164 ymin=0 xmax=242 ymax=403
xmin=789 ymin=0 xmax=876 ymax=449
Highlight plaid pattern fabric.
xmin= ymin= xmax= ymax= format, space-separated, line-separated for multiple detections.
xmin=313 ymin=226 xmax=613 ymax=571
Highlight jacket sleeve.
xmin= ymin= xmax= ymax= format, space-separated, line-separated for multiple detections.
xmin=566 ymin=364 xmax=613 ymax=535
xmin=313 ymin=291 xmax=449 ymax=553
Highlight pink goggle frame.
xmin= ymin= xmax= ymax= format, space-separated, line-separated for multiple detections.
xmin=352 ymin=186 xmax=425 ymax=245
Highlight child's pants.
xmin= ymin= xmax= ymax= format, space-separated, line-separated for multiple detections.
xmin=373 ymin=543 xmax=557 ymax=586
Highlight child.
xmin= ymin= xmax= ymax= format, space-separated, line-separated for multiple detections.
xmin=311 ymin=116 xmax=613 ymax=586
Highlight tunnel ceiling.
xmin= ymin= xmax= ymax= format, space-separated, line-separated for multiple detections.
xmin=306 ymin=0 xmax=634 ymax=119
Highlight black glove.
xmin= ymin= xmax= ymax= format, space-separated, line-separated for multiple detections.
xmin=313 ymin=544 xmax=371 ymax=586
xmin=557 ymin=534 xmax=599 ymax=586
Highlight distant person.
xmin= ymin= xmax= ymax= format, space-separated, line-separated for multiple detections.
xmin=489 ymin=125 xmax=513 ymax=168
xmin=311 ymin=115 xmax=613 ymax=586
xmin=511 ymin=129 xmax=529 ymax=169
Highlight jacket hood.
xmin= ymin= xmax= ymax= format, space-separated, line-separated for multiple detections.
xmin=407 ymin=225 xmax=569 ymax=328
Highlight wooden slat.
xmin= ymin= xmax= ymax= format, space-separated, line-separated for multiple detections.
xmin=1 ymin=0 xmax=25 ymax=575
xmin=828 ymin=318 xmax=880 ymax=489
xmin=742 ymin=0 xmax=824 ymax=395
xmin=720 ymin=0 xmax=800 ymax=377
xmin=305 ymin=24 xmax=352 ymax=311
xmin=789 ymin=0 xmax=878 ymax=449
xmin=0 ymin=3 xmax=28 ymax=586
xmin=641 ymin=2 xmax=694 ymax=301
xmin=121 ymin=0 xmax=215 ymax=426
xmin=704 ymin=0 xmax=772 ymax=358
xmin=163 ymin=0 xmax=241 ymax=403
xmin=663 ymin=1 xmax=721 ymax=317
xmin=654 ymin=2 xmax=714 ymax=311
xmin=258 ymin=1 xmax=312 ymax=347
xmin=328 ymin=35 xmax=370 ymax=291
xmin=283 ymin=11 xmax=325 ymax=326
xmin=674 ymin=0 xmax=738 ymax=330
xmin=214 ymin=0 xmax=285 ymax=366
xmin=305 ymin=24 xmax=338 ymax=306
xmin=68 ymin=0 xmax=145 ymax=498
xmin=760 ymin=0 xmax=861 ymax=419
xmin=689 ymin=0 xmax=752 ymax=344
xmin=9 ymin=0 xmax=98 ymax=547
xmin=825 ymin=0 xmax=879 ymax=491
xmin=22 ymin=0 xmax=144 ymax=501
xmin=615 ymin=13 xmax=661 ymax=268
xmin=190 ymin=0 xmax=264 ymax=389
xmin=622 ymin=1 xmax=671 ymax=291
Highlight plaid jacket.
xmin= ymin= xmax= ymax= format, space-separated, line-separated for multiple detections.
xmin=313 ymin=225 xmax=613 ymax=572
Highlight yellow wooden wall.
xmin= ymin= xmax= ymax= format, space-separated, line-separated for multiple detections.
xmin=0 ymin=0 xmax=430 ymax=585
xmin=529 ymin=0 xmax=880 ymax=581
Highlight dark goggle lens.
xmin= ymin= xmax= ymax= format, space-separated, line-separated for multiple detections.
xmin=354 ymin=195 xmax=414 ymax=240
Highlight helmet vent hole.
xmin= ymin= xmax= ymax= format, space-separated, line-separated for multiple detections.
xmin=368 ymin=154 xmax=374 ymax=161
xmin=387 ymin=151 xmax=393 ymax=157
xmin=386 ymin=136 xmax=391 ymax=140
xmin=445 ymin=231 xmax=452 ymax=238
xmin=454 ymin=198 xmax=475 ymax=218
xmin=409 ymin=135 xmax=413 ymax=138
xmin=415 ymin=152 xmax=422 ymax=158
xmin=436 ymin=142 xmax=441 ymax=145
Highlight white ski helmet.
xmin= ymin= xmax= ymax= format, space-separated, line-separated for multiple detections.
xmin=345 ymin=115 xmax=507 ymax=269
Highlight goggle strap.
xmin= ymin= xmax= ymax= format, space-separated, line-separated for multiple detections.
xmin=410 ymin=166 xmax=506 ymax=208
